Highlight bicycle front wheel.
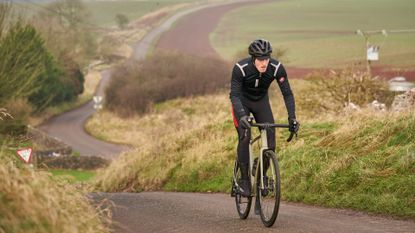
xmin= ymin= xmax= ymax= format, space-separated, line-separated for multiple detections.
xmin=257 ymin=150 xmax=281 ymax=227
xmin=233 ymin=161 xmax=252 ymax=219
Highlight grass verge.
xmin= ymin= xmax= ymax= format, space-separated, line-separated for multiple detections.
xmin=49 ymin=169 xmax=96 ymax=183
xmin=0 ymin=149 xmax=109 ymax=233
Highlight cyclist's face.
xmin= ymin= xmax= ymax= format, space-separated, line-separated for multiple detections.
xmin=254 ymin=58 xmax=270 ymax=73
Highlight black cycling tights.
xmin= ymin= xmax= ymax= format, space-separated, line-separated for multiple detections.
xmin=233 ymin=95 xmax=276 ymax=165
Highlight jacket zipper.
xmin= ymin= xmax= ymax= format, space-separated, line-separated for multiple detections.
xmin=255 ymin=73 xmax=261 ymax=87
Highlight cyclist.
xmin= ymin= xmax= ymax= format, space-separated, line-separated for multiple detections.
xmin=230 ymin=39 xmax=299 ymax=197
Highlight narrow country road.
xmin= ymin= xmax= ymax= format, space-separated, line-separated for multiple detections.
xmin=38 ymin=70 xmax=127 ymax=159
xmin=92 ymin=192 xmax=415 ymax=233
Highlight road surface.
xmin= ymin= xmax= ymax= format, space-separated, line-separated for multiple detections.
xmin=38 ymin=70 xmax=127 ymax=159
xmin=92 ymin=192 xmax=415 ymax=233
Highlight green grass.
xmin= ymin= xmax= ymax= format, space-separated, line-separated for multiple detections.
xmin=49 ymin=169 xmax=96 ymax=183
xmin=279 ymin=113 xmax=415 ymax=218
xmin=85 ymin=1 xmax=189 ymax=27
xmin=11 ymin=1 xmax=195 ymax=28
xmin=211 ymin=0 xmax=415 ymax=68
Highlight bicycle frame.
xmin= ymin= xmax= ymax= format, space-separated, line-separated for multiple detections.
xmin=232 ymin=119 xmax=298 ymax=226
xmin=232 ymin=121 xmax=296 ymax=197
xmin=249 ymin=128 xmax=269 ymax=196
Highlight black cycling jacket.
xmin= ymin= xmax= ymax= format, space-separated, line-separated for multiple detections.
xmin=230 ymin=57 xmax=296 ymax=120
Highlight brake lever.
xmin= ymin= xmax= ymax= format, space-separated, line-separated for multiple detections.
xmin=287 ymin=131 xmax=298 ymax=142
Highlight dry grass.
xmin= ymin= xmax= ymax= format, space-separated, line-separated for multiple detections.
xmin=297 ymin=68 xmax=394 ymax=115
xmin=90 ymin=93 xmax=234 ymax=191
xmin=0 ymin=108 xmax=12 ymax=120
xmin=0 ymin=151 xmax=110 ymax=233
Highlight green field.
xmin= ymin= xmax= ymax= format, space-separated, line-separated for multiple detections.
xmin=49 ymin=169 xmax=96 ymax=183
xmin=211 ymin=0 xmax=415 ymax=68
xmin=11 ymin=0 xmax=198 ymax=27
xmin=84 ymin=0 xmax=191 ymax=27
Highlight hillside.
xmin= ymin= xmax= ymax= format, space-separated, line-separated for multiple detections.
xmin=88 ymin=86 xmax=415 ymax=219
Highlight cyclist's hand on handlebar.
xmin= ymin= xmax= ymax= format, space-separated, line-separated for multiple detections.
xmin=240 ymin=116 xmax=251 ymax=129
xmin=288 ymin=118 xmax=300 ymax=133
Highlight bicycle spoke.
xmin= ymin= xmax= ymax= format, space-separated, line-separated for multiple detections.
xmin=258 ymin=151 xmax=281 ymax=227
xmin=233 ymin=162 xmax=252 ymax=219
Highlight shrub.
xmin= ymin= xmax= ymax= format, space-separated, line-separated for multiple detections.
xmin=0 ymin=22 xmax=84 ymax=112
xmin=115 ymin=13 xmax=129 ymax=29
xmin=297 ymin=68 xmax=394 ymax=115
xmin=106 ymin=51 xmax=231 ymax=116
xmin=0 ymin=99 xmax=32 ymax=136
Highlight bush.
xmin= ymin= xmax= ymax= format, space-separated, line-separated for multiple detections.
xmin=0 ymin=22 xmax=85 ymax=112
xmin=297 ymin=68 xmax=394 ymax=115
xmin=106 ymin=51 xmax=231 ymax=116
xmin=115 ymin=13 xmax=129 ymax=29
xmin=0 ymin=99 xmax=32 ymax=136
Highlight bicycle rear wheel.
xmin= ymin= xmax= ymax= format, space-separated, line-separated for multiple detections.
xmin=232 ymin=161 xmax=252 ymax=219
xmin=257 ymin=150 xmax=281 ymax=227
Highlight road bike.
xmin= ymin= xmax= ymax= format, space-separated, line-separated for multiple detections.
xmin=231 ymin=118 xmax=298 ymax=227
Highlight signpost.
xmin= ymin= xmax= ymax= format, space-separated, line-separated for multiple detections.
xmin=93 ymin=95 xmax=103 ymax=110
xmin=356 ymin=29 xmax=415 ymax=76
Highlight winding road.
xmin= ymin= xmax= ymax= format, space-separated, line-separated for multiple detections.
xmin=38 ymin=70 xmax=127 ymax=159
xmin=38 ymin=0 xmax=415 ymax=232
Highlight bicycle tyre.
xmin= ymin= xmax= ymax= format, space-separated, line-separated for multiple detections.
xmin=257 ymin=150 xmax=281 ymax=227
xmin=233 ymin=161 xmax=252 ymax=219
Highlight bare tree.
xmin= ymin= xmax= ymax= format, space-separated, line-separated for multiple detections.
xmin=115 ymin=13 xmax=129 ymax=29
xmin=32 ymin=0 xmax=96 ymax=67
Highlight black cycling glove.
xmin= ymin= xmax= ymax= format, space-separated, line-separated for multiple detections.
xmin=240 ymin=116 xmax=251 ymax=129
xmin=289 ymin=118 xmax=299 ymax=133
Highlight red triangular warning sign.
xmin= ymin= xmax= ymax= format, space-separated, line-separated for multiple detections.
xmin=16 ymin=148 xmax=33 ymax=163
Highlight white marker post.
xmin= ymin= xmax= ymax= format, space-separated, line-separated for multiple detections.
xmin=93 ymin=96 xmax=103 ymax=110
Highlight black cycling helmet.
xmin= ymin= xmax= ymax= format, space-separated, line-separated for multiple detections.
xmin=248 ymin=39 xmax=272 ymax=59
